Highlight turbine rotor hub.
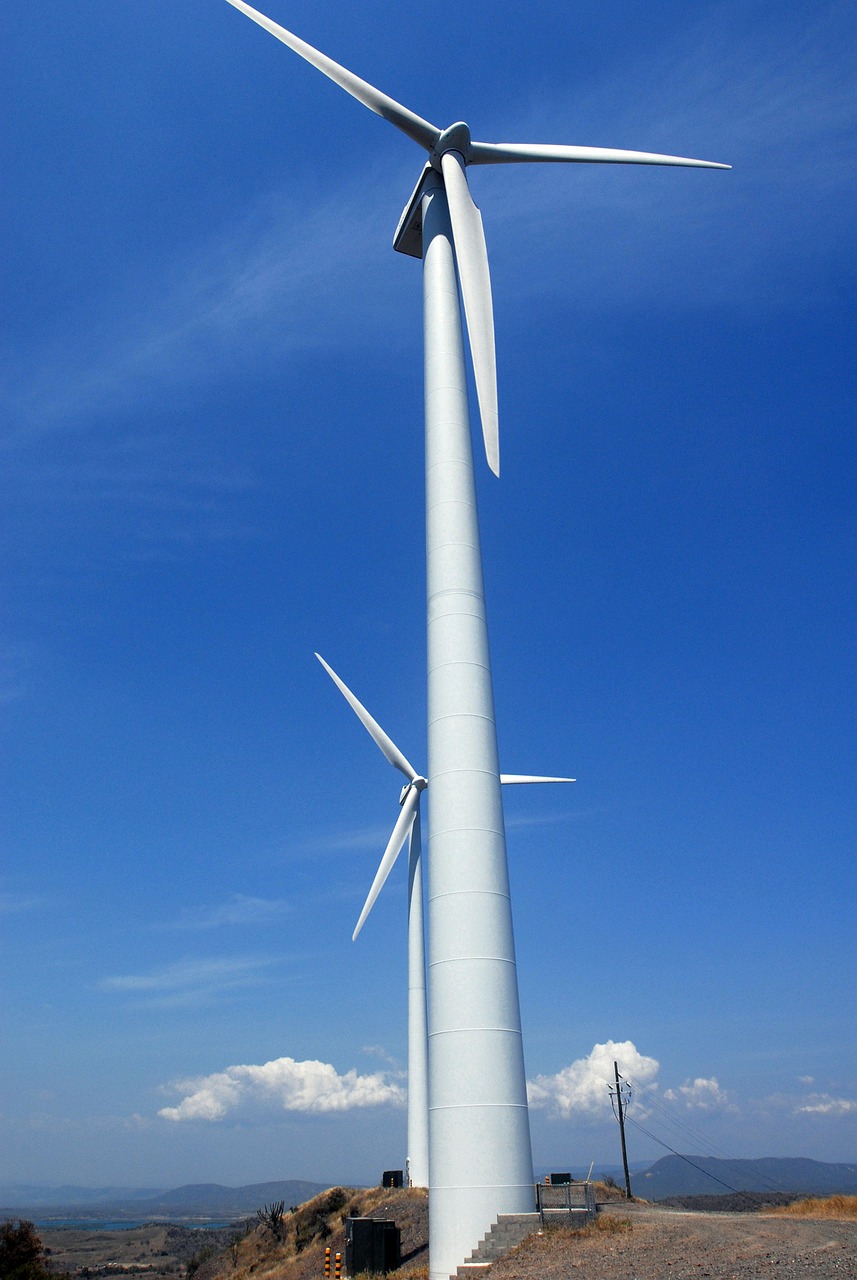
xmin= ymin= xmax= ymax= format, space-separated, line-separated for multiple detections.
xmin=399 ymin=776 xmax=428 ymax=805
xmin=430 ymin=121 xmax=472 ymax=170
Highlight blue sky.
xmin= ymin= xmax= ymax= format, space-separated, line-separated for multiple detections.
xmin=2 ymin=0 xmax=855 ymax=1190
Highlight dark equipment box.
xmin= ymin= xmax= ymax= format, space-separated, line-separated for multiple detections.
xmin=345 ymin=1218 xmax=401 ymax=1275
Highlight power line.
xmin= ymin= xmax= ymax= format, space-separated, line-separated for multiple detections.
xmin=626 ymin=1076 xmax=732 ymax=1154
xmin=607 ymin=1060 xmax=633 ymax=1199
xmin=626 ymin=1077 xmax=736 ymax=1159
xmin=623 ymin=1115 xmax=752 ymax=1197
xmin=622 ymin=1076 xmax=791 ymax=1199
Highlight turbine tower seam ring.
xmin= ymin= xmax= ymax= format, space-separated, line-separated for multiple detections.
xmin=429 ymin=1104 xmax=530 ymax=1113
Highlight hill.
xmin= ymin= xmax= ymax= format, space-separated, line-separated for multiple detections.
xmin=194 ymin=1185 xmax=429 ymax=1280
xmin=635 ymin=1155 xmax=857 ymax=1200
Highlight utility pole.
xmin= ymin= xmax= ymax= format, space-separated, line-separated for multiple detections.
xmin=609 ymin=1060 xmax=633 ymax=1199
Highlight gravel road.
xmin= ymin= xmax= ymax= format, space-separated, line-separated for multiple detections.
xmin=486 ymin=1204 xmax=857 ymax=1279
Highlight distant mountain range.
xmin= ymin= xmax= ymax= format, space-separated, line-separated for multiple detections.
xmin=635 ymin=1155 xmax=857 ymax=1200
xmin=0 ymin=1180 xmax=330 ymax=1221
xmin=3 ymin=1158 xmax=857 ymax=1221
xmin=0 ymin=1186 xmax=167 ymax=1208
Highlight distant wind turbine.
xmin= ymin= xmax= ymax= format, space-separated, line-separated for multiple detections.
xmin=221 ymin=4 xmax=728 ymax=1275
xmin=315 ymin=652 xmax=574 ymax=1189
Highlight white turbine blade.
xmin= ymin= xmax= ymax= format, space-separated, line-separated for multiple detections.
xmin=500 ymin=774 xmax=576 ymax=784
xmin=315 ymin=653 xmax=418 ymax=781
xmin=409 ymin=796 xmax=422 ymax=862
xmin=440 ymin=151 xmax=500 ymax=477
xmin=353 ymin=786 xmax=420 ymax=940
xmin=469 ymin=141 xmax=730 ymax=169
xmin=224 ymin=0 xmax=440 ymax=152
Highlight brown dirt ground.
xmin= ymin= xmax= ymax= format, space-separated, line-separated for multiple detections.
xmin=488 ymin=1203 xmax=857 ymax=1280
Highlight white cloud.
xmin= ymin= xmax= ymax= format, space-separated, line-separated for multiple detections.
xmin=798 ymin=1075 xmax=815 ymax=1086
xmin=159 ymin=1056 xmax=405 ymax=1122
xmin=663 ymin=1077 xmax=733 ymax=1111
xmin=795 ymin=1094 xmax=857 ymax=1117
xmin=528 ymin=1040 xmax=659 ymax=1119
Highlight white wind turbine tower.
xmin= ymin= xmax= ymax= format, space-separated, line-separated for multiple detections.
xmin=221 ymin=4 xmax=728 ymax=1275
xmin=315 ymin=652 xmax=574 ymax=1190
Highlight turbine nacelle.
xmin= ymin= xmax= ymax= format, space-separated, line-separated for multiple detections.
xmin=401 ymin=778 xmax=427 ymax=806
xmin=224 ymin=0 xmax=729 ymax=480
xmin=315 ymin=653 xmax=574 ymax=940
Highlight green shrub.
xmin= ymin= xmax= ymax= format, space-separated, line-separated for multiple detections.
xmin=292 ymin=1189 xmax=348 ymax=1253
xmin=1 ymin=1220 xmax=54 ymax=1280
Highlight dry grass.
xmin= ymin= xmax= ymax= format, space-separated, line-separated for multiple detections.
xmin=591 ymin=1180 xmax=629 ymax=1203
xmin=769 ymin=1194 xmax=857 ymax=1219
xmin=511 ymin=1213 xmax=632 ymax=1262
xmin=580 ymin=1214 xmax=633 ymax=1237
xmin=195 ymin=1186 xmax=429 ymax=1280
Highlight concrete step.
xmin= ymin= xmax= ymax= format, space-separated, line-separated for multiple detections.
xmin=460 ymin=1212 xmax=541 ymax=1269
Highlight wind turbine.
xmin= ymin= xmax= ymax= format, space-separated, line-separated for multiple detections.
xmin=315 ymin=652 xmax=574 ymax=1189
xmin=221 ymin=5 xmax=728 ymax=1275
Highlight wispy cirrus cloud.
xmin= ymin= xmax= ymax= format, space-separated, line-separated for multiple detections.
xmin=165 ymin=894 xmax=292 ymax=931
xmin=309 ymin=825 xmax=397 ymax=855
xmin=2 ymin=162 xmax=411 ymax=447
xmin=9 ymin=3 xmax=852 ymax=452
xmin=488 ymin=0 xmax=855 ymax=312
xmin=504 ymin=809 xmax=578 ymax=832
xmin=0 ymin=890 xmax=47 ymax=916
xmin=99 ymin=955 xmax=281 ymax=1007
xmin=159 ymin=1055 xmax=405 ymax=1122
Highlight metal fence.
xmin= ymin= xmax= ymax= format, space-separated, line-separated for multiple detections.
xmin=535 ymin=1181 xmax=596 ymax=1223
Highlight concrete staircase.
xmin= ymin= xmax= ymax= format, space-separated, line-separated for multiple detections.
xmin=453 ymin=1212 xmax=541 ymax=1278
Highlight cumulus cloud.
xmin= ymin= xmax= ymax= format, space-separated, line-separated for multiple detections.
xmin=159 ymin=1056 xmax=406 ymax=1122
xmin=795 ymin=1094 xmax=857 ymax=1116
xmin=663 ymin=1077 xmax=733 ymax=1111
xmin=527 ymin=1040 xmax=659 ymax=1119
